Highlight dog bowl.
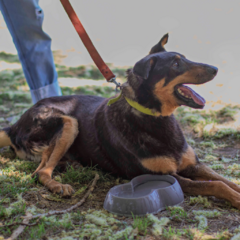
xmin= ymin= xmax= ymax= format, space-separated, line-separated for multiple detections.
xmin=104 ymin=174 xmax=184 ymax=216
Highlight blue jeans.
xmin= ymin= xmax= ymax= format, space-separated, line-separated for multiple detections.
xmin=0 ymin=0 xmax=62 ymax=104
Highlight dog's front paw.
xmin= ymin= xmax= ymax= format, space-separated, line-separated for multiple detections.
xmin=48 ymin=181 xmax=75 ymax=197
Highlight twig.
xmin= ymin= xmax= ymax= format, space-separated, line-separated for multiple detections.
xmin=179 ymin=203 xmax=199 ymax=229
xmin=187 ymin=202 xmax=198 ymax=213
xmin=1 ymin=219 xmax=39 ymax=228
xmin=5 ymin=212 xmax=32 ymax=240
xmin=26 ymin=173 xmax=99 ymax=220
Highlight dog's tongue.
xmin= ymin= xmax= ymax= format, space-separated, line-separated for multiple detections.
xmin=178 ymin=85 xmax=206 ymax=106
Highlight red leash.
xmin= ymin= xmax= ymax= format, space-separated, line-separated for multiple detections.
xmin=60 ymin=0 xmax=117 ymax=83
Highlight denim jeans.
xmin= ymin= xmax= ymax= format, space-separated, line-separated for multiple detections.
xmin=0 ymin=0 xmax=62 ymax=103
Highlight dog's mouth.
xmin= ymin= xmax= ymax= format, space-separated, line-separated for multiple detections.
xmin=174 ymin=84 xmax=205 ymax=108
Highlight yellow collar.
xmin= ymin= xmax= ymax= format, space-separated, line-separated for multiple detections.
xmin=107 ymin=92 xmax=161 ymax=117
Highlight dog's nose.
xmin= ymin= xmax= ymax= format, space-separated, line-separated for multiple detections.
xmin=207 ymin=66 xmax=218 ymax=75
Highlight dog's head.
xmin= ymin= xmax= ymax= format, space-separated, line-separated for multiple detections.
xmin=125 ymin=34 xmax=218 ymax=116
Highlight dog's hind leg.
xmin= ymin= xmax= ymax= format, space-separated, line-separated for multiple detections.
xmin=173 ymin=173 xmax=240 ymax=210
xmin=36 ymin=115 xmax=79 ymax=197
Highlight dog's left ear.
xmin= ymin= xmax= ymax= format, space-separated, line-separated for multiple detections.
xmin=133 ymin=56 xmax=156 ymax=80
xmin=149 ymin=33 xmax=169 ymax=55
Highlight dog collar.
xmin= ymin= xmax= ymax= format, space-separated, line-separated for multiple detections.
xmin=107 ymin=93 xmax=161 ymax=117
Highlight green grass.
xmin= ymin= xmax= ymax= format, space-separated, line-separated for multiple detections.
xmin=0 ymin=69 xmax=26 ymax=89
xmin=209 ymin=163 xmax=225 ymax=170
xmin=0 ymin=166 xmax=36 ymax=197
xmin=217 ymin=106 xmax=238 ymax=120
xmin=175 ymin=105 xmax=240 ymax=141
xmin=0 ymin=51 xmax=20 ymax=63
xmin=192 ymin=210 xmax=221 ymax=218
xmin=213 ymin=128 xmax=238 ymax=139
xmin=62 ymin=165 xmax=109 ymax=184
xmin=0 ymin=91 xmax=31 ymax=103
xmin=7 ymin=160 xmax=38 ymax=174
xmin=166 ymin=206 xmax=188 ymax=221
xmin=162 ymin=226 xmax=182 ymax=240
xmin=27 ymin=222 xmax=46 ymax=240
xmin=199 ymin=140 xmax=216 ymax=149
xmin=57 ymin=64 xmax=127 ymax=80
xmin=189 ymin=196 xmax=212 ymax=208
xmin=61 ymin=85 xmax=116 ymax=98
xmin=131 ymin=213 xmax=151 ymax=235
xmin=62 ymin=165 xmax=96 ymax=184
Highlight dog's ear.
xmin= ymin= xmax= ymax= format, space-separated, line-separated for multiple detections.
xmin=133 ymin=56 xmax=156 ymax=80
xmin=149 ymin=33 xmax=169 ymax=55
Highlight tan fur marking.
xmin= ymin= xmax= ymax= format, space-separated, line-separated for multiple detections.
xmin=0 ymin=131 xmax=11 ymax=148
xmin=122 ymin=82 xmax=136 ymax=99
xmin=31 ymin=145 xmax=48 ymax=155
xmin=154 ymin=71 xmax=201 ymax=116
xmin=32 ymin=144 xmax=55 ymax=177
xmin=141 ymin=156 xmax=177 ymax=174
xmin=15 ymin=148 xmax=27 ymax=160
xmin=11 ymin=144 xmax=47 ymax=162
xmin=11 ymin=144 xmax=27 ymax=160
xmin=43 ymin=115 xmax=78 ymax=173
xmin=176 ymin=55 xmax=181 ymax=59
xmin=154 ymin=79 xmax=178 ymax=116
xmin=178 ymin=145 xmax=196 ymax=172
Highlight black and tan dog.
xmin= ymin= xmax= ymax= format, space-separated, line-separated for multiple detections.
xmin=1 ymin=34 xmax=240 ymax=209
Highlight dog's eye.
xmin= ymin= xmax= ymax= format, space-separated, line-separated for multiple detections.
xmin=173 ymin=62 xmax=179 ymax=68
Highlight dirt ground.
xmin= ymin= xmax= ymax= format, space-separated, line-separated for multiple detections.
xmin=1 ymin=53 xmax=240 ymax=240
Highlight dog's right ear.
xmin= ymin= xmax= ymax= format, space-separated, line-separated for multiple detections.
xmin=133 ymin=56 xmax=156 ymax=80
xmin=149 ymin=33 xmax=168 ymax=55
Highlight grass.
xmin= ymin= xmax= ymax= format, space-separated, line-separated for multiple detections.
xmin=209 ymin=163 xmax=225 ymax=170
xmin=166 ymin=206 xmax=188 ymax=221
xmin=28 ymin=222 xmax=46 ymax=240
xmin=162 ymin=226 xmax=182 ymax=240
xmin=0 ymin=51 xmax=20 ymax=63
xmin=131 ymin=213 xmax=151 ymax=235
xmin=200 ymin=140 xmax=216 ymax=149
xmin=62 ymin=164 xmax=109 ymax=184
xmin=61 ymin=85 xmax=116 ymax=98
xmin=57 ymin=64 xmax=127 ymax=80
xmin=218 ymin=106 xmax=238 ymax=120
xmin=0 ymin=167 xmax=36 ymax=197
xmin=189 ymin=196 xmax=212 ymax=208
xmin=192 ymin=210 xmax=221 ymax=218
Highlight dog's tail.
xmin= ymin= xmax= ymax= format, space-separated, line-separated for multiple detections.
xmin=0 ymin=129 xmax=11 ymax=148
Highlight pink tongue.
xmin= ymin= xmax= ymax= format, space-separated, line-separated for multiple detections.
xmin=178 ymin=85 xmax=206 ymax=106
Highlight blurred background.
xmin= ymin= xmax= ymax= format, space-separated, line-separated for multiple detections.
xmin=0 ymin=0 xmax=240 ymax=107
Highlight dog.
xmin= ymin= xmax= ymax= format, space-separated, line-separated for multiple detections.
xmin=1 ymin=33 xmax=240 ymax=209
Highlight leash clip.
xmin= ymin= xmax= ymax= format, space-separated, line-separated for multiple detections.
xmin=109 ymin=77 xmax=121 ymax=92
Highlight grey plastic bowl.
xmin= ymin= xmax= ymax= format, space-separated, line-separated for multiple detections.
xmin=104 ymin=174 xmax=184 ymax=216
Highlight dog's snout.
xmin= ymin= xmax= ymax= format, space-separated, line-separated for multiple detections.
xmin=207 ymin=66 xmax=218 ymax=75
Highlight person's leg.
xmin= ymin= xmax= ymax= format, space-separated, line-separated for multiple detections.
xmin=0 ymin=0 xmax=62 ymax=104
